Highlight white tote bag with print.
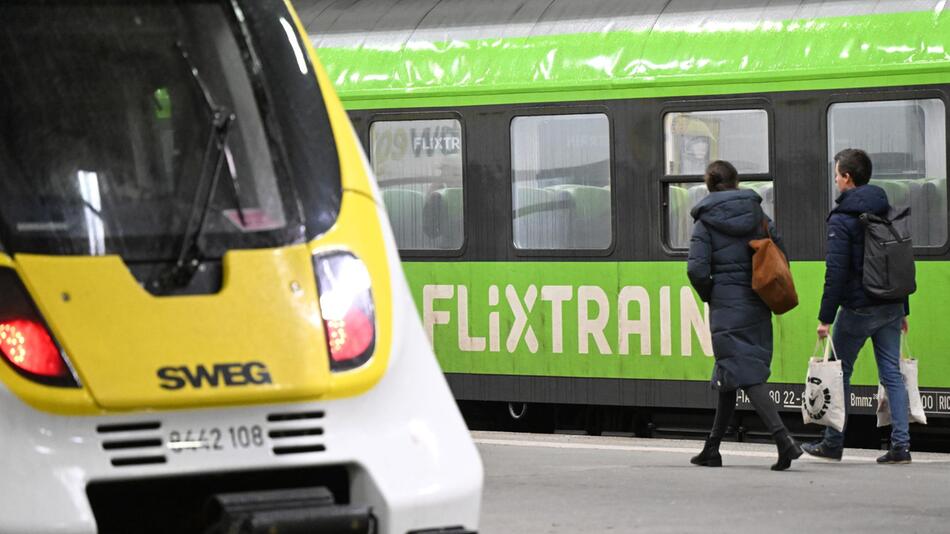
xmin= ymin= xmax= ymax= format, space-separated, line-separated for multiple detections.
xmin=877 ymin=335 xmax=927 ymax=426
xmin=802 ymin=338 xmax=846 ymax=432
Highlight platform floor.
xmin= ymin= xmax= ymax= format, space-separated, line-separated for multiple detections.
xmin=475 ymin=431 xmax=950 ymax=534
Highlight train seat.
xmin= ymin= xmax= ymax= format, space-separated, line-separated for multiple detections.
xmin=739 ymin=181 xmax=775 ymax=220
xmin=875 ymin=179 xmax=910 ymax=211
xmin=513 ymin=185 xmax=572 ymax=249
xmin=545 ymin=184 xmax=611 ymax=248
xmin=381 ymin=186 xmax=428 ymax=249
xmin=668 ymin=185 xmax=690 ymax=248
xmin=424 ymin=186 xmax=464 ymax=249
xmin=906 ymin=179 xmax=929 ymax=244
xmin=925 ymin=178 xmax=948 ymax=246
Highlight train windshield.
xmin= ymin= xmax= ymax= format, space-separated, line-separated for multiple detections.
xmin=0 ymin=1 xmax=305 ymax=261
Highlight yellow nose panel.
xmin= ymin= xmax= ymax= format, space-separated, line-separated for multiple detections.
xmin=15 ymin=246 xmax=330 ymax=410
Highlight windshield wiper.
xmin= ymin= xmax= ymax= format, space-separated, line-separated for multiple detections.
xmin=150 ymin=42 xmax=245 ymax=294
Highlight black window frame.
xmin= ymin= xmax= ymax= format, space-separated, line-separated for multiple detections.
xmin=658 ymin=97 xmax=775 ymax=255
xmin=506 ymin=104 xmax=617 ymax=258
xmin=366 ymin=111 xmax=467 ymax=258
xmin=822 ymin=88 xmax=950 ymax=256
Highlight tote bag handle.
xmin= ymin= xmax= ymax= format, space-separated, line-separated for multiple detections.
xmin=812 ymin=336 xmax=838 ymax=362
xmin=901 ymin=333 xmax=913 ymax=360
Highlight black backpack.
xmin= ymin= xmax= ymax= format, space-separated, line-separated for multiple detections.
xmin=859 ymin=206 xmax=916 ymax=299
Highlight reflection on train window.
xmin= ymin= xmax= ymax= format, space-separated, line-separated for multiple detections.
xmin=369 ymin=119 xmax=464 ymax=250
xmin=510 ymin=114 xmax=611 ymax=250
xmin=663 ymin=109 xmax=772 ymax=250
xmin=828 ymin=99 xmax=947 ymax=247
xmin=667 ymin=181 xmax=775 ymax=250
xmin=664 ymin=110 xmax=769 ymax=175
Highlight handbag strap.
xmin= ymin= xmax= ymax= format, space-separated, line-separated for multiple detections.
xmin=762 ymin=219 xmax=771 ymax=239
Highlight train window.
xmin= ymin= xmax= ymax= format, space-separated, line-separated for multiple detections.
xmin=664 ymin=110 xmax=769 ymax=175
xmin=828 ymin=99 xmax=947 ymax=247
xmin=510 ymin=114 xmax=612 ymax=250
xmin=369 ymin=119 xmax=464 ymax=250
xmin=663 ymin=110 xmax=772 ymax=249
xmin=0 ymin=3 xmax=301 ymax=261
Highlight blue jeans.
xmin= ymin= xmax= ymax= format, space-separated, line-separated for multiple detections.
xmin=823 ymin=303 xmax=909 ymax=449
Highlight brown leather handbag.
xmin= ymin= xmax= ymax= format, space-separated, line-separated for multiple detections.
xmin=749 ymin=220 xmax=798 ymax=314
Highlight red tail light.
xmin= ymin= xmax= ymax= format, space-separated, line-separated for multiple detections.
xmin=0 ymin=319 xmax=65 ymax=377
xmin=0 ymin=269 xmax=78 ymax=387
xmin=312 ymin=252 xmax=376 ymax=372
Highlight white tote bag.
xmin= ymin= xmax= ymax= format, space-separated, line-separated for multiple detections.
xmin=802 ymin=338 xmax=846 ymax=432
xmin=877 ymin=335 xmax=927 ymax=426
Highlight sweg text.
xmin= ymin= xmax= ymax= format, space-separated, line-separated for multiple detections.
xmin=157 ymin=362 xmax=273 ymax=390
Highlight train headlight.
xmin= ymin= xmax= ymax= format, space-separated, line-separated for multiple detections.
xmin=0 ymin=269 xmax=79 ymax=387
xmin=312 ymin=251 xmax=376 ymax=372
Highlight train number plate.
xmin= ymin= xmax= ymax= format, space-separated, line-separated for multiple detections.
xmin=167 ymin=425 xmax=265 ymax=453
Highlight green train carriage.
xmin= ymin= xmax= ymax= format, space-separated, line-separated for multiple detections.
xmin=300 ymin=0 xmax=950 ymax=437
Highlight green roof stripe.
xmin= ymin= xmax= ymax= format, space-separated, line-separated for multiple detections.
xmin=313 ymin=10 xmax=950 ymax=109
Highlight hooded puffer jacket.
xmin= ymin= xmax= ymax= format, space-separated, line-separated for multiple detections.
xmin=687 ymin=188 xmax=785 ymax=391
xmin=818 ymin=184 xmax=908 ymax=324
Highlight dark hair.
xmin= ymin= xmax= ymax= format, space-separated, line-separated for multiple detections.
xmin=704 ymin=160 xmax=739 ymax=192
xmin=834 ymin=148 xmax=872 ymax=186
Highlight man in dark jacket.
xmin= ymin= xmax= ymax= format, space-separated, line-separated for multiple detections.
xmin=804 ymin=148 xmax=912 ymax=464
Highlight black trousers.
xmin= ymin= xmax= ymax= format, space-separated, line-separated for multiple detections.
xmin=710 ymin=384 xmax=786 ymax=439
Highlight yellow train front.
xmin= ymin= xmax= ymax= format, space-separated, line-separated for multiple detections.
xmin=0 ymin=1 xmax=482 ymax=532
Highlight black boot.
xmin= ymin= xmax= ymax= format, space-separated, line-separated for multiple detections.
xmin=690 ymin=436 xmax=723 ymax=467
xmin=771 ymin=431 xmax=803 ymax=471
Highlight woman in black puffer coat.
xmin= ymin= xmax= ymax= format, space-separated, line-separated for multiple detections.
xmin=686 ymin=160 xmax=802 ymax=471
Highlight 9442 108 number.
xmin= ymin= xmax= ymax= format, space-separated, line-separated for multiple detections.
xmin=168 ymin=425 xmax=264 ymax=453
